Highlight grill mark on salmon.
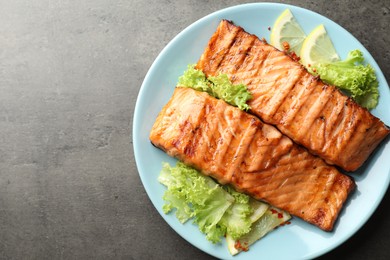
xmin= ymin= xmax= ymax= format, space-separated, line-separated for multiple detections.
xmin=201 ymin=23 xmax=241 ymax=74
xmin=295 ymin=85 xmax=333 ymax=142
xmin=150 ymin=87 xmax=355 ymax=231
xmin=278 ymin=74 xmax=317 ymax=126
xmin=218 ymin=31 xmax=257 ymax=76
xmin=196 ymin=20 xmax=390 ymax=171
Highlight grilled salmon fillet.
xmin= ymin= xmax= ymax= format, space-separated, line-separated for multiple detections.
xmin=150 ymin=87 xmax=355 ymax=231
xmin=196 ymin=20 xmax=390 ymax=172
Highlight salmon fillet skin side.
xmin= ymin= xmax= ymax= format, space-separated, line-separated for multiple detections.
xmin=196 ymin=20 xmax=390 ymax=172
xmin=150 ymin=87 xmax=355 ymax=231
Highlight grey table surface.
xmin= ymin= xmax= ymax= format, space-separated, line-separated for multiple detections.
xmin=0 ymin=0 xmax=389 ymax=259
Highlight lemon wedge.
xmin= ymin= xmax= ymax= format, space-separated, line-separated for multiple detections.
xmin=270 ymin=9 xmax=306 ymax=54
xmin=300 ymin=24 xmax=340 ymax=68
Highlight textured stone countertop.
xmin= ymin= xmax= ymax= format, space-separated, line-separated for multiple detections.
xmin=1 ymin=0 xmax=389 ymax=259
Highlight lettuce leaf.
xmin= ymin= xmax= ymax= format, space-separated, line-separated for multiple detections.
xmin=219 ymin=186 xmax=253 ymax=239
xmin=158 ymin=162 xmax=292 ymax=251
xmin=226 ymin=207 xmax=291 ymax=255
xmin=177 ymin=64 xmax=210 ymax=94
xmin=158 ymin=162 xmax=262 ymax=243
xmin=178 ymin=64 xmax=252 ymax=111
xmin=158 ymin=162 xmax=234 ymax=243
xmin=313 ymin=49 xmax=379 ymax=109
xmin=158 ymin=163 xmax=193 ymax=223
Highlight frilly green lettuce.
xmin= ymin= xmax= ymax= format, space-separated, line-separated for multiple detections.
xmin=313 ymin=49 xmax=379 ymax=109
xmin=158 ymin=162 xmax=234 ymax=243
xmin=158 ymin=162 xmax=254 ymax=243
xmin=178 ymin=64 xmax=252 ymax=111
xmin=219 ymin=186 xmax=253 ymax=240
xmin=158 ymin=161 xmax=291 ymax=253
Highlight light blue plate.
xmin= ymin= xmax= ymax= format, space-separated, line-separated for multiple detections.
xmin=133 ymin=3 xmax=390 ymax=259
